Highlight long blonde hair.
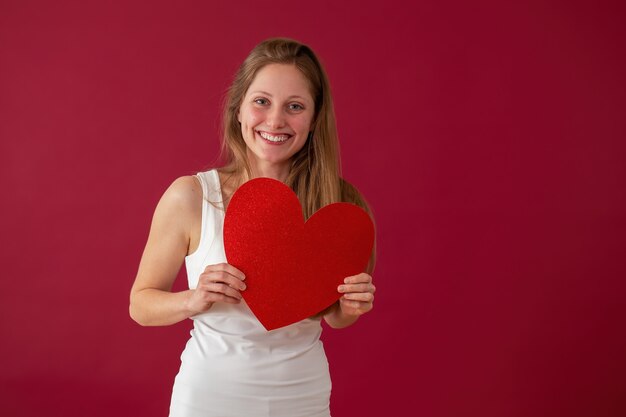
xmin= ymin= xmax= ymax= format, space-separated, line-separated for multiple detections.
xmin=216 ymin=37 xmax=376 ymax=273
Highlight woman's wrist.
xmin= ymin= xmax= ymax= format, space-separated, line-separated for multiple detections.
xmin=182 ymin=289 xmax=213 ymax=318
xmin=324 ymin=301 xmax=359 ymax=329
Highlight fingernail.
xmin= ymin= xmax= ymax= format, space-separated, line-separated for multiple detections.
xmin=338 ymin=285 xmax=345 ymax=292
xmin=344 ymin=278 xmax=350 ymax=284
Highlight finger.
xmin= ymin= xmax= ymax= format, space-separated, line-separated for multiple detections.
xmin=219 ymin=296 xmax=242 ymax=304
xmin=338 ymin=283 xmax=375 ymax=294
xmin=206 ymin=292 xmax=241 ymax=304
xmin=201 ymin=270 xmax=247 ymax=291
xmin=343 ymin=273 xmax=372 ymax=285
xmin=342 ymin=292 xmax=374 ymax=302
xmin=340 ymin=299 xmax=368 ymax=311
xmin=204 ymin=262 xmax=246 ymax=281
xmin=201 ymin=282 xmax=243 ymax=300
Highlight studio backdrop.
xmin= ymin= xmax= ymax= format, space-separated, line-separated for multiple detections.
xmin=1 ymin=1 xmax=625 ymax=416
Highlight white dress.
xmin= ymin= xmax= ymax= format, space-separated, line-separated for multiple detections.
xmin=169 ymin=169 xmax=332 ymax=417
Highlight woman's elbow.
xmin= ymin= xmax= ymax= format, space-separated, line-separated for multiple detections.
xmin=129 ymin=303 xmax=145 ymax=326
xmin=129 ymin=293 xmax=150 ymax=326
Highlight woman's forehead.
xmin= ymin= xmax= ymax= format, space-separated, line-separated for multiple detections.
xmin=247 ymin=64 xmax=314 ymax=101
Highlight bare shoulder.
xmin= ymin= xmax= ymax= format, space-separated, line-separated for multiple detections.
xmin=150 ymin=175 xmax=203 ymax=234
xmin=159 ymin=175 xmax=202 ymax=210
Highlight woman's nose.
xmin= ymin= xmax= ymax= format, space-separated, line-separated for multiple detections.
xmin=265 ymin=107 xmax=286 ymax=129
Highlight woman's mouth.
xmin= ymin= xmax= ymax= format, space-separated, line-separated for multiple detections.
xmin=256 ymin=130 xmax=292 ymax=144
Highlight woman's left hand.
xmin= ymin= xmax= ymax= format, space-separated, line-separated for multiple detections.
xmin=337 ymin=273 xmax=376 ymax=317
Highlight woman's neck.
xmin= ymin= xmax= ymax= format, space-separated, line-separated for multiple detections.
xmin=246 ymin=149 xmax=291 ymax=183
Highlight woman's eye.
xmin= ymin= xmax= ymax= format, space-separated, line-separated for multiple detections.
xmin=288 ymin=103 xmax=304 ymax=111
xmin=254 ymin=98 xmax=269 ymax=105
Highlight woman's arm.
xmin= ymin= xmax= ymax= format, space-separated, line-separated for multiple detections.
xmin=129 ymin=176 xmax=200 ymax=326
xmin=130 ymin=175 xmax=247 ymax=326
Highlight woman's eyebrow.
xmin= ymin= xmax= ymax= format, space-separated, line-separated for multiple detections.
xmin=249 ymin=90 xmax=308 ymax=101
xmin=250 ymin=90 xmax=273 ymax=96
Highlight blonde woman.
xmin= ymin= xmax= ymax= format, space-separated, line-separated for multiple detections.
xmin=130 ymin=38 xmax=377 ymax=417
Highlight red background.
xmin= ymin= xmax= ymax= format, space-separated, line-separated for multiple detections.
xmin=1 ymin=1 xmax=625 ymax=416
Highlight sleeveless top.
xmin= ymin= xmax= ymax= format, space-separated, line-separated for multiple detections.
xmin=168 ymin=169 xmax=332 ymax=417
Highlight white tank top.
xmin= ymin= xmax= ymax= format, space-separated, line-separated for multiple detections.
xmin=169 ymin=169 xmax=332 ymax=417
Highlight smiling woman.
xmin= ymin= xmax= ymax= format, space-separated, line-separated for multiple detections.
xmin=129 ymin=38 xmax=377 ymax=417
xmin=238 ymin=64 xmax=315 ymax=168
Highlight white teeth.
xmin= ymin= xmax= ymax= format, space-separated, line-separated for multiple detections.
xmin=258 ymin=131 xmax=289 ymax=142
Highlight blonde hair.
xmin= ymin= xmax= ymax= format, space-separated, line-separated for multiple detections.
xmin=216 ymin=37 xmax=376 ymax=274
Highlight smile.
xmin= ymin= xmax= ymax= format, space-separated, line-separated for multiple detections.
xmin=256 ymin=130 xmax=292 ymax=143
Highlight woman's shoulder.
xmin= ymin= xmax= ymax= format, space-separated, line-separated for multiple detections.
xmin=339 ymin=177 xmax=359 ymax=199
xmin=157 ymin=175 xmax=203 ymax=216
xmin=339 ymin=177 xmax=373 ymax=216
xmin=168 ymin=174 xmax=202 ymax=197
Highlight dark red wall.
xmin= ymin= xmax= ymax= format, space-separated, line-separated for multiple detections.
xmin=1 ymin=1 xmax=625 ymax=416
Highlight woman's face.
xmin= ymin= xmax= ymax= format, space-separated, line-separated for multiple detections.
xmin=238 ymin=63 xmax=315 ymax=169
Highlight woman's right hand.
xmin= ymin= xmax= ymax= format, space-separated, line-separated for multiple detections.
xmin=185 ymin=262 xmax=247 ymax=315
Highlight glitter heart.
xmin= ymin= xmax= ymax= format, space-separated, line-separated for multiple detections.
xmin=223 ymin=178 xmax=374 ymax=331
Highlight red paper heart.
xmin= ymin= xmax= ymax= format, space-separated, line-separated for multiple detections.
xmin=223 ymin=178 xmax=374 ymax=331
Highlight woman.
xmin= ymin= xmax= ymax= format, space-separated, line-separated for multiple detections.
xmin=129 ymin=38 xmax=377 ymax=417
